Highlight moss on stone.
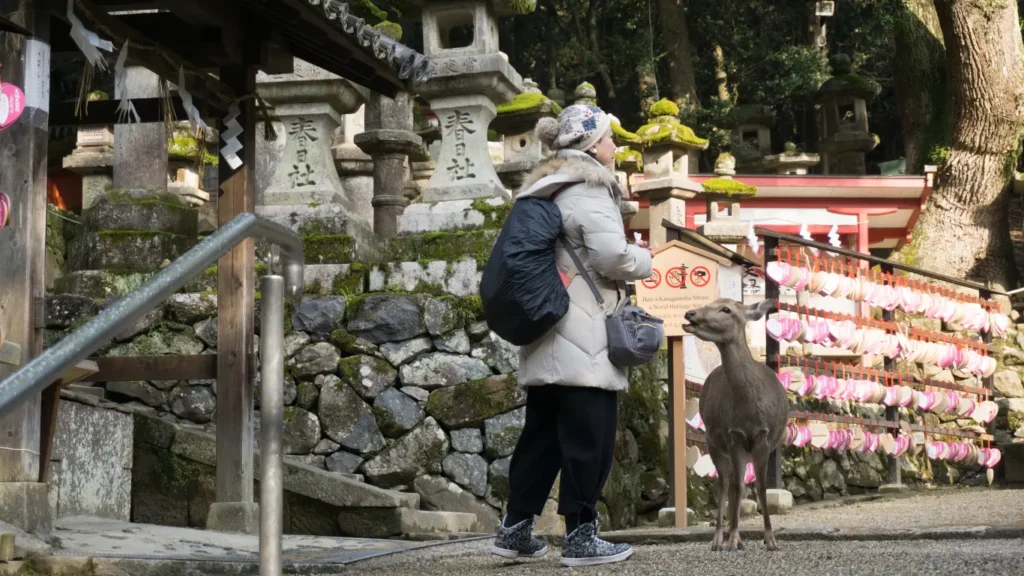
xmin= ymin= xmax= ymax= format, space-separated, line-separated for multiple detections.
xmin=495 ymin=92 xmax=562 ymax=115
xmin=331 ymin=263 xmax=367 ymax=296
xmin=373 ymin=20 xmax=402 ymax=41
xmin=614 ymin=148 xmax=643 ymax=171
xmin=105 ymin=188 xmax=189 ymax=210
xmin=87 ymin=90 xmax=109 ymax=101
xmin=470 ymin=198 xmax=512 ymax=229
xmin=168 ymin=136 xmax=219 ymax=165
xmin=385 ymin=230 xmax=497 ymax=261
xmin=637 ymin=116 xmax=709 ymax=150
xmin=649 ymin=98 xmax=680 ymax=118
xmin=303 ymin=235 xmax=357 ymax=264
xmin=700 ymin=178 xmax=758 ymax=198
xmin=611 ymin=120 xmax=642 ymax=146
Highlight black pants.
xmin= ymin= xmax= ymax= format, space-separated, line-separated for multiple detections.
xmin=506 ymin=385 xmax=618 ymax=522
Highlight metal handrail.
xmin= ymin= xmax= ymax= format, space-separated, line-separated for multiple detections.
xmin=0 ymin=212 xmax=303 ymax=416
xmin=0 ymin=212 xmax=302 ymax=576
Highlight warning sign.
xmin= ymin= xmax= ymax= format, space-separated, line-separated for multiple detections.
xmin=690 ymin=266 xmax=711 ymax=288
xmin=635 ymin=241 xmax=723 ymax=337
xmin=642 ymin=269 xmax=662 ymax=289
xmin=666 ymin=267 xmax=687 ymax=288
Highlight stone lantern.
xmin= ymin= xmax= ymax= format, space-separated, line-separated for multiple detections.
xmin=762 ymin=142 xmax=820 ymax=175
xmin=573 ymin=82 xmax=598 ymax=106
xmin=491 ymin=79 xmax=560 ymax=190
xmin=547 ymin=87 xmax=566 ymax=108
xmin=699 ymin=153 xmax=757 ymax=246
xmin=725 ymin=104 xmax=774 ymax=173
xmin=610 ymin=119 xmax=643 ymax=226
xmin=816 ymin=54 xmax=880 ymax=175
xmin=632 ymin=98 xmax=707 ymax=246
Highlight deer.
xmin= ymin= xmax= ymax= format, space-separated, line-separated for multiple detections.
xmin=683 ymin=299 xmax=788 ymax=552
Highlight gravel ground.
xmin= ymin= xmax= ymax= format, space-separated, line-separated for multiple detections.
xmin=739 ymin=487 xmax=1024 ymax=530
xmin=347 ymin=538 xmax=1024 ymax=576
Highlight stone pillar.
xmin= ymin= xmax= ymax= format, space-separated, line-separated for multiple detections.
xmin=114 ymin=67 xmax=167 ymax=190
xmin=632 ymin=99 xmax=706 ymax=247
xmin=334 ymin=106 xmax=375 ymax=225
xmin=414 ymin=0 xmax=522 ymax=204
xmin=63 ymin=127 xmax=114 ymax=210
xmin=356 ymin=92 xmax=422 ymax=238
xmin=256 ymin=59 xmax=378 ymax=257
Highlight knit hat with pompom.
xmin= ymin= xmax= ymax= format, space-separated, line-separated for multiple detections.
xmin=535 ymin=104 xmax=612 ymax=152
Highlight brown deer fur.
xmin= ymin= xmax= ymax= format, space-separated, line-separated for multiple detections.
xmin=683 ymin=299 xmax=788 ymax=551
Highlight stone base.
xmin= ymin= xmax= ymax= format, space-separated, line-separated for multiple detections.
xmin=878 ymin=483 xmax=911 ymax=495
xmin=256 ymin=204 xmax=382 ymax=263
xmin=765 ymin=489 xmax=794 ymax=514
xmin=739 ymin=499 xmax=759 ymax=518
xmin=632 ymin=175 xmax=701 ymax=198
xmin=68 ymin=230 xmax=195 ymax=272
xmin=206 ymin=502 xmax=260 ymax=534
xmin=336 ymin=508 xmax=477 ymax=538
xmin=656 ymin=507 xmax=696 ymax=527
xmin=0 ymin=483 xmax=52 ymax=536
xmin=422 ymin=181 xmax=510 ymax=205
xmin=700 ymin=220 xmax=749 ymax=244
xmin=398 ymin=198 xmax=508 ymax=235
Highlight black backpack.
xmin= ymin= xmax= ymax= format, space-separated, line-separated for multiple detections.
xmin=480 ymin=190 xmax=571 ymax=346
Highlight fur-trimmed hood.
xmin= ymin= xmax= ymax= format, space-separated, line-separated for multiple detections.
xmin=516 ymin=150 xmax=622 ymax=202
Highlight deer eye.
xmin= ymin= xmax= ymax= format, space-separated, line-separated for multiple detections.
xmin=720 ymin=307 xmax=731 ymax=315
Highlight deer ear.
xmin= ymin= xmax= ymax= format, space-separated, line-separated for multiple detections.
xmin=744 ymin=299 xmax=775 ymax=322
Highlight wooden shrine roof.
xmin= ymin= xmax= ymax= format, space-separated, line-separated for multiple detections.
xmin=51 ymin=0 xmax=428 ymax=108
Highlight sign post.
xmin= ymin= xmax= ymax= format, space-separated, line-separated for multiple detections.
xmin=636 ymin=241 xmax=730 ymax=529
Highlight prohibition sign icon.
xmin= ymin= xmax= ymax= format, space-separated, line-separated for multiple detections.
xmin=666 ymin=267 xmax=687 ymax=288
xmin=690 ymin=266 xmax=711 ymax=288
xmin=642 ymin=269 xmax=661 ymax=289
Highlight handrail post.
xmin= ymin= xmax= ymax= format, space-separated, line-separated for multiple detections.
xmin=259 ymin=274 xmax=285 ymax=576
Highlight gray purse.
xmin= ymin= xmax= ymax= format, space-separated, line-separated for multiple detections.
xmin=560 ymin=237 xmax=665 ymax=367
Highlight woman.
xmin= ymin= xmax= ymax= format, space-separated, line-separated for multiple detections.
xmin=491 ymin=105 xmax=653 ymax=567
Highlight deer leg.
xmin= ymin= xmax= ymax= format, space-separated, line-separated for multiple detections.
xmin=725 ymin=435 xmax=747 ymax=551
xmin=752 ymin=434 xmax=778 ymax=551
xmin=708 ymin=448 xmax=731 ymax=551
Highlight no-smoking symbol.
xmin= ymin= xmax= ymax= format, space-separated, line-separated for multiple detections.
xmin=691 ymin=266 xmax=711 ymax=287
xmin=642 ymin=269 xmax=661 ymax=289
xmin=666 ymin=267 xmax=687 ymax=288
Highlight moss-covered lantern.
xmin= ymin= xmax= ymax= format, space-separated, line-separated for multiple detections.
xmin=492 ymin=79 xmax=562 ymax=189
xmin=632 ymin=98 xmax=707 ymax=199
xmin=815 ymin=54 xmax=880 ymax=175
xmin=762 ymin=142 xmax=820 ymax=175
xmin=725 ymin=104 xmax=774 ymax=173
xmin=699 ymin=153 xmax=756 ymax=244
xmin=573 ymin=82 xmax=598 ymax=106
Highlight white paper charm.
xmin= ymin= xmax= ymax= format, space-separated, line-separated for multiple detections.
xmin=828 ymin=224 xmax=842 ymax=249
xmin=68 ymin=0 xmax=113 ymax=70
xmin=220 ymin=102 xmax=243 ymax=170
xmin=746 ymin=221 xmax=760 ymax=253
xmin=114 ymin=41 xmax=140 ymax=124
xmin=178 ymin=67 xmax=210 ymax=137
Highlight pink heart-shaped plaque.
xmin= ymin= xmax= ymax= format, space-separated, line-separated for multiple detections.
xmin=744 ymin=461 xmax=757 ymax=485
xmin=0 ymin=191 xmax=9 ymax=231
xmin=0 ymin=83 xmax=25 ymax=131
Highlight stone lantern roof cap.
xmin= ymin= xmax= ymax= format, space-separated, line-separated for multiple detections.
xmin=724 ymin=104 xmax=775 ymax=128
xmin=816 ymin=54 xmax=881 ymax=102
xmin=636 ymin=98 xmax=709 ymax=150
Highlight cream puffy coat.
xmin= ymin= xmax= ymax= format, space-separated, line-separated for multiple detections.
xmin=514 ymin=151 xmax=653 ymax=392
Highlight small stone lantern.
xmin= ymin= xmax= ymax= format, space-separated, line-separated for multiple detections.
xmin=574 ymin=82 xmax=598 ymax=106
xmin=726 ymin=104 xmax=774 ymax=173
xmin=699 ymin=153 xmax=757 ymax=245
xmin=762 ymin=142 xmax=821 ymax=175
xmin=816 ymin=54 xmax=880 ymax=175
xmin=491 ymin=78 xmax=561 ymax=190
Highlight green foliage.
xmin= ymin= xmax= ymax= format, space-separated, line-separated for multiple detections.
xmin=373 ymin=21 xmax=403 ymax=41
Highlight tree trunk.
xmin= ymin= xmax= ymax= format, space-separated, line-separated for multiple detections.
xmin=657 ymin=0 xmax=699 ymax=106
xmin=901 ymin=0 xmax=1024 ymax=290
xmin=891 ymin=0 xmax=947 ymax=174
xmin=587 ymin=0 xmax=616 ymax=100
xmin=712 ymin=44 xmax=731 ymax=103
xmin=638 ymin=62 xmax=659 ymax=114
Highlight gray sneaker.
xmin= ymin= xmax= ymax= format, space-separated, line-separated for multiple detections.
xmin=491 ymin=517 xmax=549 ymax=559
xmin=560 ymin=519 xmax=633 ymax=567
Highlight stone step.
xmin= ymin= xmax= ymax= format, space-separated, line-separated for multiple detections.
xmin=369 ymin=260 xmax=482 ymax=297
xmin=398 ymin=198 xmax=509 ymax=235
xmin=335 ymin=508 xmax=477 ymax=539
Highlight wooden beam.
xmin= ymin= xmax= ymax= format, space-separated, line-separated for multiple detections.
xmin=79 ymin=355 xmax=218 ymax=383
xmin=215 ymin=61 xmax=258 ymax=506
xmin=53 ymin=0 xmax=237 ymax=107
xmin=49 ymin=96 xmax=195 ymax=127
xmin=0 ymin=0 xmax=49 ymax=484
